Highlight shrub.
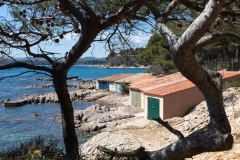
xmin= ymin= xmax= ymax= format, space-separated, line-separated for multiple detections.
xmin=0 ymin=136 xmax=64 ymax=160
xmin=120 ymin=82 xmax=129 ymax=95
xmin=228 ymin=81 xmax=240 ymax=88
xmin=223 ymin=81 xmax=240 ymax=90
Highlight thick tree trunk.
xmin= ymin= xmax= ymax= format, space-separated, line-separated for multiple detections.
xmin=53 ymin=71 xmax=80 ymax=160
xmin=149 ymin=0 xmax=233 ymax=158
xmin=148 ymin=50 xmax=233 ymax=160
xmin=98 ymin=0 xmax=236 ymax=159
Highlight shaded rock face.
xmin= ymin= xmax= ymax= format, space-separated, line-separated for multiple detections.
xmin=0 ymin=100 xmax=4 ymax=105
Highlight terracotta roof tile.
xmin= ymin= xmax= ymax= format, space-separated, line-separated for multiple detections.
xmin=115 ymin=73 xmax=152 ymax=83
xmin=144 ymin=80 xmax=195 ymax=97
xmin=144 ymin=71 xmax=240 ymax=97
xmin=219 ymin=71 xmax=240 ymax=79
xmin=127 ymin=74 xmax=158 ymax=86
xmin=97 ymin=74 xmax=134 ymax=82
xmin=130 ymin=72 xmax=187 ymax=91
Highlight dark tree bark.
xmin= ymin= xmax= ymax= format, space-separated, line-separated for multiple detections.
xmin=52 ymin=69 xmax=79 ymax=160
xmin=146 ymin=0 xmax=234 ymax=159
xmin=142 ymin=0 xmax=235 ymax=159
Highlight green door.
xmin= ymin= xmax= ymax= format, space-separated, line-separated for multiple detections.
xmin=131 ymin=90 xmax=141 ymax=107
xmin=148 ymin=97 xmax=160 ymax=119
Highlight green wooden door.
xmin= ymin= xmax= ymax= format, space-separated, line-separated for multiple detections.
xmin=148 ymin=97 xmax=160 ymax=119
xmin=131 ymin=90 xmax=141 ymax=107
xmin=109 ymin=82 xmax=115 ymax=92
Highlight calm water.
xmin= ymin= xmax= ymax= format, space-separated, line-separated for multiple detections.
xmin=0 ymin=65 xmax=146 ymax=149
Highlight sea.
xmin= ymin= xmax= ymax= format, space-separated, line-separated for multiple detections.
xmin=0 ymin=65 xmax=147 ymax=149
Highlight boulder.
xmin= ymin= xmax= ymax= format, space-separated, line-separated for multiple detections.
xmin=39 ymin=96 xmax=46 ymax=103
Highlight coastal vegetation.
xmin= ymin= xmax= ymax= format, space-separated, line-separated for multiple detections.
xmin=137 ymin=33 xmax=177 ymax=74
xmin=0 ymin=0 xmax=240 ymax=160
xmin=120 ymin=82 xmax=130 ymax=95
xmin=105 ymin=49 xmax=143 ymax=68
xmin=0 ymin=136 xmax=63 ymax=160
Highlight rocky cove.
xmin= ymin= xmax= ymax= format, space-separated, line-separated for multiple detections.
xmin=0 ymin=66 xmax=149 ymax=151
xmin=1 ymin=76 xmax=240 ymax=159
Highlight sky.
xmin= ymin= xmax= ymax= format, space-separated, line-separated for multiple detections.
xmin=38 ymin=32 xmax=151 ymax=58
xmin=0 ymin=4 xmax=151 ymax=58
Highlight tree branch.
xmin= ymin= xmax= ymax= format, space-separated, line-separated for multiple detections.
xmin=142 ymin=0 xmax=161 ymax=18
xmin=177 ymin=0 xmax=227 ymax=51
xmin=101 ymin=0 xmax=143 ymax=29
xmin=180 ymin=0 xmax=240 ymax=17
xmin=156 ymin=18 xmax=178 ymax=48
xmin=0 ymin=62 xmax=53 ymax=74
xmin=76 ymin=0 xmax=99 ymax=21
xmin=162 ymin=0 xmax=180 ymax=22
xmin=97 ymin=145 xmax=150 ymax=160
xmin=153 ymin=118 xmax=184 ymax=140
xmin=107 ymin=24 xmax=119 ymax=51
xmin=1 ymin=0 xmax=51 ymax=6
xmin=195 ymin=33 xmax=240 ymax=50
xmin=58 ymin=0 xmax=86 ymax=25
xmin=0 ymin=70 xmax=51 ymax=81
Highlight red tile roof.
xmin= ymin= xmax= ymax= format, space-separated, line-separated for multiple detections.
xmin=219 ymin=71 xmax=240 ymax=79
xmin=129 ymin=72 xmax=187 ymax=91
xmin=144 ymin=71 xmax=240 ymax=97
xmin=144 ymin=80 xmax=195 ymax=97
xmin=115 ymin=73 xmax=153 ymax=83
xmin=129 ymin=74 xmax=158 ymax=84
xmin=97 ymin=74 xmax=134 ymax=82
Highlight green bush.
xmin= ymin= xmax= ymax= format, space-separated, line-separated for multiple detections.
xmin=0 ymin=136 xmax=64 ymax=160
xmin=120 ymin=82 xmax=129 ymax=95
xmin=227 ymin=81 xmax=240 ymax=88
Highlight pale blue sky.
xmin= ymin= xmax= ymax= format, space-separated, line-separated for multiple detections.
xmin=0 ymin=5 xmax=151 ymax=58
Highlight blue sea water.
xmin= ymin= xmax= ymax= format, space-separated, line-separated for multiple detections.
xmin=0 ymin=65 xmax=146 ymax=149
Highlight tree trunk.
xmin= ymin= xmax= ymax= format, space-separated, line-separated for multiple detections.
xmin=53 ymin=71 xmax=80 ymax=160
xmin=149 ymin=0 xmax=234 ymax=158
xmin=144 ymin=45 xmax=234 ymax=160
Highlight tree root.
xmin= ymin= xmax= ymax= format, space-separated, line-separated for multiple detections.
xmin=97 ymin=124 xmax=233 ymax=160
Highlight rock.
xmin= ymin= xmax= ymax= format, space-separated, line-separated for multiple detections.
xmin=92 ymin=125 xmax=99 ymax=131
xmin=33 ymin=113 xmax=41 ymax=117
xmin=80 ymin=131 xmax=152 ymax=158
xmin=78 ymin=126 xmax=91 ymax=134
xmin=75 ymin=124 xmax=81 ymax=128
xmin=35 ymin=78 xmax=52 ymax=81
xmin=33 ymin=98 xmax=39 ymax=104
xmin=99 ymin=124 xmax=106 ymax=130
xmin=76 ymin=111 xmax=84 ymax=121
xmin=74 ymin=120 xmax=81 ymax=125
xmin=39 ymin=96 xmax=46 ymax=103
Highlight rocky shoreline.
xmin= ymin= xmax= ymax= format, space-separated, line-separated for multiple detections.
xmin=1 ymin=79 xmax=108 ymax=107
xmin=89 ymin=64 xmax=149 ymax=69
xmin=2 ymin=79 xmax=240 ymax=160
xmin=54 ymin=93 xmax=142 ymax=134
